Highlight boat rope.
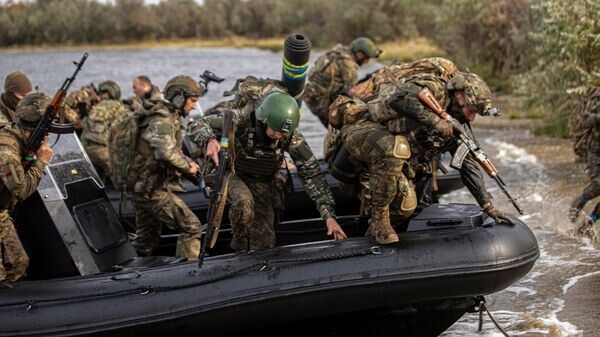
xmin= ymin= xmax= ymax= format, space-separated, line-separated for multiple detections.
xmin=477 ymin=298 xmax=510 ymax=337
xmin=0 ymin=246 xmax=380 ymax=308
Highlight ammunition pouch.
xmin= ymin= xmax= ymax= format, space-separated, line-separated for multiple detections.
xmin=328 ymin=144 xmax=362 ymax=184
xmin=235 ymin=151 xmax=282 ymax=177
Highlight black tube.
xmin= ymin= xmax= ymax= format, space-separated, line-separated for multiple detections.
xmin=282 ymin=33 xmax=311 ymax=100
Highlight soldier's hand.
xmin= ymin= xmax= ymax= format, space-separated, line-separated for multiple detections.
xmin=36 ymin=136 xmax=53 ymax=164
xmin=206 ymin=139 xmax=221 ymax=166
xmin=434 ymin=118 xmax=453 ymax=137
xmin=188 ymin=161 xmax=200 ymax=175
xmin=483 ymin=203 xmax=516 ymax=226
xmin=326 ymin=217 xmax=348 ymax=240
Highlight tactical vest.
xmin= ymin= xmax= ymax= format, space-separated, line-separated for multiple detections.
xmin=308 ymin=45 xmax=355 ymax=90
xmin=0 ymin=126 xmax=26 ymax=209
xmin=82 ymin=100 xmax=127 ymax=146
xmin=234 ymin=112 xmax=285 ymax=177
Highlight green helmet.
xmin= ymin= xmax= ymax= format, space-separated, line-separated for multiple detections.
xmin=447 ymin=72 xmax=492 ymax=116
xmin=350 ymin=37 xmax=381 ymax=59
xmin=255 ymin=92 xmax=300 ymax=133
xmin=16 ymin=92 xmax=50 ymax=129
xmin=98 ymin=80 xmax=121 ymax=100
xmin=164 ymin=75 xmax=203 ymax=102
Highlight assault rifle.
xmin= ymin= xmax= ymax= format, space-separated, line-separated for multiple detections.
xmin=23 ymin=53 xmax=88 ymax=169
xmin=198 ymin=109 xmax=234 ymax=268
xmin=199 ymin=70 xmax=225 ymax=96
xmin=417 ymin=87 xmax=524 ymax=215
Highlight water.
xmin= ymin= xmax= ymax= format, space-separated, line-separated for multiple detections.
xmin=1 ymin=48 xmax=598 ymax=336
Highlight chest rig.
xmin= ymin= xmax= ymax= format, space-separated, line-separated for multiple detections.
xmin=234 ymin=111 xmax=285 ymax=177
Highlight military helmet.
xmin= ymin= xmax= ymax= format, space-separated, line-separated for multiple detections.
xmin=255 ymin=92 xmax=300 ymax=133
xmin=16 ymin=92 xmax=50 ymax=129
xmin=98 ymin=80 xmax=121 ymax=100
xmin=350 ymin=37 xmax=381 ymax=59
xmin=447 ymin=72 xmax=492 ymax=116
xmin=164 ymin=75 xmax=203 ymax=103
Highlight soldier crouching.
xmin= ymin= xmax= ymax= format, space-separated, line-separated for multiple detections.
xmin=0 ymin=93 xmax=53 ymax=281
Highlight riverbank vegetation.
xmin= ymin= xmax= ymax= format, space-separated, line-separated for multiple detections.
xmin=1 ymin=0 xmax=598 ymax=138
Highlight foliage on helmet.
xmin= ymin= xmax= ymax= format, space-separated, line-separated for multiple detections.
xmin=98 ymin=80 xmax=121 ymax=100
xmin=16 ymin=92 xmax=50 ymax=128
xmin=255 ymin=92 xmax=300 ymax=133
xmin=164 ymin=75 xmax=203 ymax=102
xmin=349 ymin=37 xmax=381 ymax=59
xmin=447 ymin=72 xmax=492 ymax=115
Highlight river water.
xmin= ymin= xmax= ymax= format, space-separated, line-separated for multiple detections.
xmin=1 ymin=48 xmax=598 ymax=336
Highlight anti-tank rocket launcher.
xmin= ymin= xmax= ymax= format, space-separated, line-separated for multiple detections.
xmin=417 ymin=87 xmax=524 ymax=215
xmin=23 ymin=52 xmax=88 ymax=169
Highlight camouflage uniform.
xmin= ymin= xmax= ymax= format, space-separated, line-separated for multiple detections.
xmin=304 ymin=44 xmax=360 ymax=127
xmin=130 ymin=100 xmax=202 ymax=259
xmin=569 ymin=87 xmax=600 ymax=233
xmin=0 ymin=95 xmax=50 ymax=282
xmin=0 ymin=95 xmax=17 ymax=125
xmin=376 ymin=73 xmax=493 ymax=209
xmin=61 ymin=84 xmax=99 ymax=131
xmin=81 ymin=99 xmax=129 ymax=181
xmin=188 ymin=105 xmax=336 ymax=251
xmin=125 ymin=85 xmax=163 ymax=111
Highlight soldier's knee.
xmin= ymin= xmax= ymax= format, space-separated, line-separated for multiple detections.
xmin=230 ymin=194 xmax=254 ymax=220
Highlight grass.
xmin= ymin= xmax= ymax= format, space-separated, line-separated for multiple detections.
xmin=377 ymin=37 xmax=446 ymax=63
xmin=0 ymin=36 xmax=287 ymax=53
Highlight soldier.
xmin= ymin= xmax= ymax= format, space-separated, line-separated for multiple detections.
xmin=188 ymin=92 xmax=347 ymax=252
xmin=330 ymin=96 xmax=417 ymax=244
xmin=0 ymin=93 xmax=53 ymax=282
xmin=1 ymin=71 xmax=32 ymax=125
xmin=61 ymin=83 xmax=101 ymax=133
xmin=81 ymin=81 xmax=129 ymax=182
xmin=304 ymin=37 xmax=381 ymax=128
xmin=129 ymin=75 xmax=202 ymax=260
xmin=568 ymin=86 xmax=600 ymax=237
xmin=127 ymin=75 xmax=162 ymax=111
xmin=381 ymin=71 xmax=515 ymax=224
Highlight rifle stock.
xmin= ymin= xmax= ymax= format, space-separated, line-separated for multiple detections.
xmin=198 ymin=110 xmax=234 ymax=268
xmin=417 ymin=87 xmax=524 ymax=215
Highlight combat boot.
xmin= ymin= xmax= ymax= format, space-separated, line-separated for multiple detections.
xmin=368 ymin=207 xmax=399 ymax=244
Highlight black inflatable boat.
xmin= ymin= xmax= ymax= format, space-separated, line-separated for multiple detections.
xmin=0 ymin=133 xmax=538 ymax=337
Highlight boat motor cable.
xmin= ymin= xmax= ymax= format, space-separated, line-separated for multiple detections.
xmin=477 ymin=297 xmax=510 ymax=337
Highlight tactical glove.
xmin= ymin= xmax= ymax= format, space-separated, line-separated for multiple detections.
xmin=434 ymin=118 xmax=453 ymax=137
xmin=483 ymin=202 xmax=516 ymax=225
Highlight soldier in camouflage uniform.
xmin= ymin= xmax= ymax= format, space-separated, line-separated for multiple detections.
xmin=0 ymin=71 xmax=32 ymax=125
xmin=61 ymin=83 xmax=101 ymax=133
xmin=126 ymin=76 xmax=163 ymax=111
xmin=0 ymin=93 xmax=53 ymax=282
xmin=130 ymin=75 xmax=203 ymax=260
xmin=330 ymin=95 xmax=417 ymax=244
xmin=568 ymin=86 xmax=600 ymax=238
xmin=378 ymin=70 xmax=515 ymax=224
xmin=304 ymin=37 xmax=381 ymax=128
xmin=81 ymin=81 xmax=129 ymax=182
xmin=188 ymin=92 xmax=347 ymax=251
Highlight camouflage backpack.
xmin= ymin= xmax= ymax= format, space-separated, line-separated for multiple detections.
xmin=107 ymin=112 xmax=139 ymax=192
xmin=224 ymin=75 xmax=288 ymax=110
xmin=569 ymin=87 xmax=600 ymax=158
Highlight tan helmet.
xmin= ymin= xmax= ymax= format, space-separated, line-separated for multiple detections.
xmin=16 ymin=92 xmax=50 ymax=129
xmin=98 ymin=80 xmax=121 ymax=100
xmin=447 ymin=72 xmax=492 ymax=116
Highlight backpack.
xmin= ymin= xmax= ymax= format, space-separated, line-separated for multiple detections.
xmin=224 ymin=75 xmax=287 ymax=110
xmin=108 ymin=112 xmax=139 ymax=192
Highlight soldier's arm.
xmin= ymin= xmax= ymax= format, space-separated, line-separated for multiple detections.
xmin=338 ymin=58 xmax=359 ymax=88
xmin=187 ymin=110 xmax=246 ymax=148
xmin=448 ymin=141 xmax=493 ymax=207
xmin=142 ymin=118 xmax=190 ymax=173
xmin=387 ymin=82 xmax=443 ymax=129
xmin=0 ymin=146 xmax=47 ymax=201
xmin=288 ymin=130 xmax=337 ymax=220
